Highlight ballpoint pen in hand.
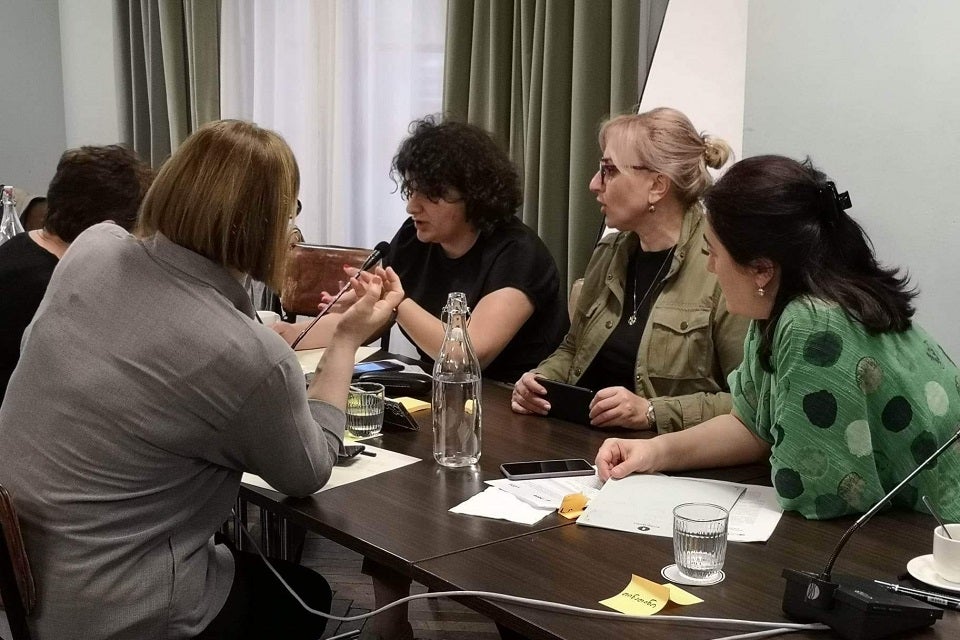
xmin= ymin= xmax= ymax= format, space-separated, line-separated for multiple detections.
xmin=874 ymin=580 xmax=960 ymax=610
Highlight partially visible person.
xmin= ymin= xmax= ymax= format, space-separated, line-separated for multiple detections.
xmin=0 ymin=120 xmax=404 ymax=639
xmin=596 ymin=155 xmax=960 ymax=520
xmin=0 ymin=147 xmax=153 ymax=401
xmin=512 ymin=108 xmax=748 ymax=432
xmin=9 ymin=187 xmax=48 ymax=230
xmin=276 ymin=115 xmax=568 ymax=384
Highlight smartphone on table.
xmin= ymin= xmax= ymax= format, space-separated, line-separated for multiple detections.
xmin=352 ymin=359 xmax=404 ymax=376
xmin=499 ymin=458 xmax=595 ymax=480
xmin=535 ymin=377 xmax=595 ymax=426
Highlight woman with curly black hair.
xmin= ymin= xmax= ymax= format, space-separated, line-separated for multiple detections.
xmin=381 ymin=116 xmax=567 ymax=382
xmin=285 ymin=116 xmax=567 ymax=384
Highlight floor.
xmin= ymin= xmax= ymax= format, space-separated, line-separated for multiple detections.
xmin=302 ymin=531 xmax=501 ymax=639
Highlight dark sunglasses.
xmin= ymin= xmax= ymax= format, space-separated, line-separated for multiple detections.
xmin=598 ymin=161 xmax=649 ymax=186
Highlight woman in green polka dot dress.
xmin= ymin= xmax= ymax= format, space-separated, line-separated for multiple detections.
xmin=595 ymin=155 xmax=960 ymax=520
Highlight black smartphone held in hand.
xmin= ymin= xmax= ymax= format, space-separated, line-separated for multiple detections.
xmin=499 ymin=458 xmax=595 ymax=480
xmin=352 ymin=360 xmax=404 ymax=376
xmin=536 ymin=377 xmax=594 ymax=426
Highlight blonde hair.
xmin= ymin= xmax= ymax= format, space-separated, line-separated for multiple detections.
xmin=599 ymin=107 xmax=732 ymax=204
xmin=137 ymin=120 xmax=299 ymax=289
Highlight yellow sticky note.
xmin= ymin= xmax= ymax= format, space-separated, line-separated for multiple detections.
xmin=558 ymin=493 xmax=589 ymax=519
xmin=395 ymin=397 xmax=430 ymax=413
xmin=599 ymin=575 xmax=670 ymax=616
xmin=663 ymin=583 xmax=703 ymax=606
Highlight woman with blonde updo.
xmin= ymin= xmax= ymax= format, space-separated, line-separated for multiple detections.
xmin=512 ymin=107 xmax=749 ymax=433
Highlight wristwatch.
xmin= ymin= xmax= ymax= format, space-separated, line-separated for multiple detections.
xmin=645 ymin=402 xmax=657 ymax=429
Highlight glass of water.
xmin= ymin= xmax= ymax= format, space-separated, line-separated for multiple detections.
xmin=346 ymin=382 xmax=385 ymax=437
xmin=673 ymin=502 xmax=729 ymax=581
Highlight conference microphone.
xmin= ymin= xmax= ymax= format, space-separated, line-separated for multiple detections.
xmin=289 ymin=241 xmax=390 ymax=350
xmin=781 ymin=425 xmax=960 ymax=640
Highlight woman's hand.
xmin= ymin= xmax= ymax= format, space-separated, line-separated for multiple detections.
xmin=511 ymin=371 xmax=550 ymax=415
xmin=270 ymin=321 xmax=302 ymax=345
xmin=588 ymin=386 xmax=653 ymax=430
xmin=332 ymin=267 xmax=404 ymax=347
xmin=595 ymin=437 xmax=660 ymax=481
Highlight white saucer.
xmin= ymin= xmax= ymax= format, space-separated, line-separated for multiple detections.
xmin=906 ymin=554 xmax=960 ymax=593
xmin=661 ymin=563 xmax=725 ymax=586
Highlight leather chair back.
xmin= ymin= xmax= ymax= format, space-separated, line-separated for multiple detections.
xmin=0 ymin=483 xmax=35 ymax=640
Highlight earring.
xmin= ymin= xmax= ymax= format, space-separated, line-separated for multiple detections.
xmin=648 ymin=204 xmax=656 ymax=213
xmin=757 ymin=287 xmax=765 ymax=297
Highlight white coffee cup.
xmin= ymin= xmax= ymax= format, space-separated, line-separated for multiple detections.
xmin=256 ymin=310 xmax=280 ymax=325
xmin=932 ymin=523 xmax=960 ymax=583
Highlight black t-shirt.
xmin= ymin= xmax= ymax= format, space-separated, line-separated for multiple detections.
xmin=578 ymin=244 xmax=675 ymax=391
xmin=0 ymin=232 xmax=59 ymax=399
xmin=384 ymin=217 xmax=568 ymax=383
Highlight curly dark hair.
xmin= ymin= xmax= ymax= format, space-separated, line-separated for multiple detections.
xmin=45 ymin=145 xmax=154 ymax=242
xmin=390 ymin=116 xmax=522 ymax=234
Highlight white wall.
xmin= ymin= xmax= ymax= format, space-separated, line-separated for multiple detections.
xmin=639 ymin=0 xmax=748 ymax=160
xmin=0 ymin=0 xmax=67 ymax=193
xmin=59 ymin=0 xmax=122 ymax=147
xmin=744 ymin=0 xmax=960 ymax=360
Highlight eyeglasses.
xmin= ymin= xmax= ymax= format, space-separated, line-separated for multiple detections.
xmin=598 ymin=161 xmax=649 ymax=186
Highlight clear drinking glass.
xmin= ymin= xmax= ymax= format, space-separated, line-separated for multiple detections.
xmin=673 ymin=502 xmax=729 ymax=580
xmin=346 ymin=382 xmax=385 ymax=437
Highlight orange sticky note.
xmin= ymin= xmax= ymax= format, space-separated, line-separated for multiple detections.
xmin=558 ymin=492 xmax=589 ymax=519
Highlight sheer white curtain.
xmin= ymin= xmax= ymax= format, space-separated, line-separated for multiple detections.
xmin=220 ymin=0 xmax=446 ymax=248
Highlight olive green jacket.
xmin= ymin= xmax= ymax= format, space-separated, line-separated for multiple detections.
xmin=535 ymin=206 xmax=748 ymax=432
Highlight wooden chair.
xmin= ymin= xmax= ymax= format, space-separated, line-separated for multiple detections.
xmin=0 ymin=484 xmax=35 ymax=640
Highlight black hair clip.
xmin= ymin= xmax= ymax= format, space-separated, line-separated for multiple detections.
xmin=818 ymin=181 xmax=852 ymax=225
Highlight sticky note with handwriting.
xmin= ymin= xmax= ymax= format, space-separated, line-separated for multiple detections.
xmin=558 ymin=493 xmax=589 ymax=519
xmin=599 ymin=575 xmax=703 ymax=615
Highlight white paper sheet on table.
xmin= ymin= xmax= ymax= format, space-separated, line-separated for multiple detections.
xmin=295 ymin=345 xmax=379 ymax=375
xmin=576 ymin=474 xmax=783 ymax=542
xmin=241 ymin=444 xmax=419 ymax=494
xmin=449 ymin=486 xmax=555 ymax=525
xmin=485 ymin=474 xmax=604 ymax=510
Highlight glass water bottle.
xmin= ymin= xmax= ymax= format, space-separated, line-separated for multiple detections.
xmin=0 ymin=186 xmax=25 ymax=247
xmin=432 ymin=292 xmax=482 ymax=467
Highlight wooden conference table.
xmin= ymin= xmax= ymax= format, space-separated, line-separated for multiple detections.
xmin=239 ymin=381 xmax=959 ymax=639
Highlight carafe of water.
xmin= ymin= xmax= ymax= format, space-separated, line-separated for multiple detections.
xmin=432 ymin=292 xmax=482 ymax=467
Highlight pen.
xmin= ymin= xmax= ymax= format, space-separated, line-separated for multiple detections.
xmin=875 ymin=580 xmax=960 ymax=610
xmin=360 ymin=449 xmax=377 ymax=457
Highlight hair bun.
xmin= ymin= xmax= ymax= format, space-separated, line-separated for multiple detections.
xmin=702 ymin=136 xmax=732 ymax=170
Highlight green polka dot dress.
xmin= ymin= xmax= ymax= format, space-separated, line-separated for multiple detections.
xmin=730 ymin=298 xmax=960 ymax=520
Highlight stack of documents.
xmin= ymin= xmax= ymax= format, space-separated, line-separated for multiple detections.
xmin=577 ymin=474 xmax=783 ymax=542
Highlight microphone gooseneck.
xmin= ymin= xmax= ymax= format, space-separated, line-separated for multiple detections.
xmin=289 ymin=242 xmax=390 ymax=350
xmin=818 ymin=426 xmax=960 ymax=583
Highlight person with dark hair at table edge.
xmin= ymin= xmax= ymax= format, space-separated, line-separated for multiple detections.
xmin=0 ymin=120 xmax=403 ymax=639
xmin=274 ymin=115 xmax=568 ymax=385
xmin=0 ymin=146 xmax=154 ymax=401
xmin=512 ymin=108 xmax=749 ymax=433
xmin=596 ymin=155 xmax=960 ymax=521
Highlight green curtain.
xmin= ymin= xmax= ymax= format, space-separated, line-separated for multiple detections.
xmin=443 ymin=0 xmax=668 ymax=288
xmin=115 ymin=0 xmax=221 ymax=167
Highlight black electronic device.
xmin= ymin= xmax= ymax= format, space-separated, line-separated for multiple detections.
xmin=780 ymin=426 xmax=960 ymax=640
xmin=352 ymin=360 xmax=404 ymax=376
xmin=536 ymin=377 xmax=594 ymax=426
xmin=383 ymin=398 xmax=420 ymax=431
xmin=357 ymin=371 xmax=432 ymax=399
xmin=500 ymin=458 xmax=595 ymax=480
xmin=337 ymin=444 xmax=366 ymax=462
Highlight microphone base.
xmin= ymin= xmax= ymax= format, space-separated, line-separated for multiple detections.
xmin=782 ymin=569 xmax=943 ymax=640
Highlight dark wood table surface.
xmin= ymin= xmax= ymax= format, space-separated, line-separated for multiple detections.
xmin=240 ymin=382 xmax=769 ymax=569
xmin=413 ymin=498 xmax=960 ymax=639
